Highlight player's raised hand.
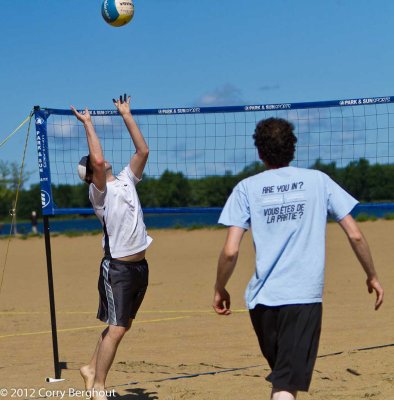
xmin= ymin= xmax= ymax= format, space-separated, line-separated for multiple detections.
xmin=113 ymin=93 xmax=131 ymax=116
xmin=70 ymin=106 xmax=92 ymax=124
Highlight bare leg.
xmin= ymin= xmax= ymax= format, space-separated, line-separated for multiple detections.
xmin=92 ymin=320 xmax=133 ymax=400
xmin=271 ymin=389 xmax=297 ymax=400
xmin=80 ymin=327 xmax=109 ymax=390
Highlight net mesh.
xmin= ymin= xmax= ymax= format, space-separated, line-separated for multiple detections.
xmin=45 ymin=102 xmax=394 ymax=188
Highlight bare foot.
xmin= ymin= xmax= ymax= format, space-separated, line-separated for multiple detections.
xmin=91 ymin=387 xmax=108 ymax=400
xmin=80 ymin=365 xmax=95 ymax=390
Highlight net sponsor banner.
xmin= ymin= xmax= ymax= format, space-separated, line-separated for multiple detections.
xmin=42 ymin=96 xmax=394 ymax=117
xmin=34 ymin=108 xmax=55 ymax=215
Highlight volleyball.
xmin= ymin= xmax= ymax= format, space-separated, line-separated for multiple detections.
xmin=101 ymin=0 xmax=134 ymax=27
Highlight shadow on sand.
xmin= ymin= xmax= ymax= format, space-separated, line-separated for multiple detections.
xmin=113 ymin=388 xmax=159 ymax=399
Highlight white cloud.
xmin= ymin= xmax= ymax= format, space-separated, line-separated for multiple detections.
xmin=259 ymin=83 xmax=280 ymax=91
xmin=196 ymin=84 xmax=245 ymax=106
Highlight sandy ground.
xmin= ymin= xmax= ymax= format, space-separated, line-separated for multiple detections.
xmin=0 ymin=220 xmax=393 ymax=400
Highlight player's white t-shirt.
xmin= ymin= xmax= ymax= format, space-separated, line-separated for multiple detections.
xmin=219 ymin=166 xmax=358 ymax=309
xmin=89 ymin=165 xmax=152 ymax=259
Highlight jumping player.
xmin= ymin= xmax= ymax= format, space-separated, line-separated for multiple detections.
xmin=72 ymin=94 xmax=152 ymax=400
xmin=212 ymin=117 xmax=384 ymax=400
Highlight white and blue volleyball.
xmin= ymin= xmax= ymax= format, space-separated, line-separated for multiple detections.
xmin=101 ymin=0 xmax=134 ymax=27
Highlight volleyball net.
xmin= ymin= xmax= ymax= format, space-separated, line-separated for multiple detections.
xmin=34 ymin=96 xmax=394 ymax=216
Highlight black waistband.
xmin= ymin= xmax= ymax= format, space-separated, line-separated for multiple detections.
xmin=103 ymin=257 xmax=147 ymax=266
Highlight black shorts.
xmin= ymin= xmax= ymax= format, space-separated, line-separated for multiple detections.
xmin=249 ymin=303 xmax=322 ymax=392
xmin=97 ymin=257 xmax=149 ymax=327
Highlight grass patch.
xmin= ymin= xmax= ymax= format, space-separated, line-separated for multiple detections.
xmin=0 ymin=233 xmax=42 ymax=240
xmin=186 ymin=224 xmax=207 ymax=231
xmin=62 ymin=230 xmax=101 ymax=237
xmin=355 ymin=213 xmax=377 ymax=222
xmin=152 ymin=223 xmax=224 ymax=231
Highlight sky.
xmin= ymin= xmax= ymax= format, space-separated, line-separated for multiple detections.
xmin=1 ymin=0 xmax=394 ymax=187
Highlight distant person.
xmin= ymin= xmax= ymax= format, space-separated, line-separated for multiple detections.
xmin=72 ymin=94 xmax=152 ymax=400
xmin=212 ymin=117 xmax=384 ymax=400
xmin=31 ymin=211 xmax=38 ymax=234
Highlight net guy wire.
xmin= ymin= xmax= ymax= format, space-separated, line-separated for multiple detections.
xmin=0 ymin=111 xmax=34 ymax=299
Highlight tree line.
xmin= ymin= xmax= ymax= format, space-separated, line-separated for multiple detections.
xmin=0 ymin=158 xmax=393 ymax=221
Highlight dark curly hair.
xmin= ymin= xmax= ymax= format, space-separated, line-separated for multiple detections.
xmin=253 ymin=117 xmax=297 ymax=168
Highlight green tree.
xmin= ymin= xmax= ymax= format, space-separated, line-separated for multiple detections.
xmin=137 ymin=175 xmax=160 ymax=208
xmin=156 ymin=170 xmax=191 ymax=207
xmin=366 ymin=164 xmax=394 ymax=201
xmin=0 ymin=161 xmax=32 ymax=221
xmin=190 ymin=174 xmax=237 ymax=207
xmin=237 ymin=161 xmax=266 ymax=180
xmin=341 ymin=158 xmax=371 ymax=201
xmin=17 ymin=184 xmax=42 ymax=219
xmin=3 ymin=159 xmax=394 ymax=219
xmin=310 ymin=159 xmax=339 ymax=181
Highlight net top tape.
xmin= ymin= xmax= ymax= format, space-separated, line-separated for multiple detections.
xmin=38 ymin=96 xmax=394 ymax=117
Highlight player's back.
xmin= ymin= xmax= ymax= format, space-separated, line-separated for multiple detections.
xmin=220 ymin=166 xmax=357 ymax=308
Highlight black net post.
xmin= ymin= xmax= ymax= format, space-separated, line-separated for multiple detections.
xmin=43 ymin=215 xmax=61 ymax=379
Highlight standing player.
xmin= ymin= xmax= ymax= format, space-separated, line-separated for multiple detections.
xmin=31 ymin=210 xmax=38 ymax=234
xmin=212 ymin=118 xmax=384 ymax=400
xmin=71 ymin=94 xmax=152 ymax=400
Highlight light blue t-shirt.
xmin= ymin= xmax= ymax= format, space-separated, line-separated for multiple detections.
xmin=219 ymin=166 xmax=358 ymax=309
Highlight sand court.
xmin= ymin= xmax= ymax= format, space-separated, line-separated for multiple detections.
xmin=0 ymin=221 xmax=392 ymax=399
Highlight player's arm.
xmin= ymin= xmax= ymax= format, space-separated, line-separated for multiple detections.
xmin=71 ymin=106 xmax=106 ymax=191
xmin=338 ymin=214 xmax=384 ymax=310
xmin=213 ymin=226 xmax=246 ymax=315
xmin=113 ymin=93 xmax=149 ymax=179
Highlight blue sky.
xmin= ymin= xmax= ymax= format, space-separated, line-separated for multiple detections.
xmin=1 ymin=0 xmax=394 ymax=186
